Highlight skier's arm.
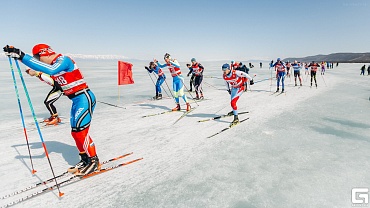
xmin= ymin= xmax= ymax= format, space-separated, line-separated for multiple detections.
xmin=187 ymin=67 xmax=193 ymax=76
xmin=170 ymin=60 xmax=180 ymax=68
xmin=22 ymin=54 xmax=72 ymax=75
xmin=145 ymin=66 xmax=154 ymax=73
xmin=198 ymin=63 xmax=204 ymax=74
xmin=235 ymin=70 xmax=253 ymax=81
xmin=38 ymin=72 xmax=54 ymax=85
xmin=225 ymin=81 xmax=231 ymax=93
xmin=156 ymin=61 xmax=167 ymax=68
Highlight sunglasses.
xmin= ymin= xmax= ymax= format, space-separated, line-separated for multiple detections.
xmin=222 ymin=68 xmax=229 ymax=71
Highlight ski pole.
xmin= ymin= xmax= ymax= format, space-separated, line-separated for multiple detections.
xmin=6 ymin=56 xmax=36 ymax=174
xmin=179 ymin=76 xmax=199 ymax=106
xmin=269 ymin=67 xmax=273 ymax=92
xmin=146 ymin=70 xmax=156 ymax=89
xmin=321 ymin=73 xmax=327 ymax=87
xmin=149 ymin=71 xmax=171 ymax=98
xmin=146 ymin=70 xmax=158 ymax=97
xmin=248 ymin=74 xmax=257 ymax=92
xmin=163 ymin=79 xmax=177 ymax=104
xmin=14 ymin=59 xmax=64 ymax=197
xmin=203 ymin=81 xmax=218 ymax=89
xmin=97 ymin=101 xmax=126 ymax=109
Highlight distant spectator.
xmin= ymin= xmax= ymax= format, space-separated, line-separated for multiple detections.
xmin=360 ymin=64 xmax=366 ymax=76
xmin=367 ymin=65 xmax=370 ymax=75
xmin=260 ymin=62 xmax=262 ymax=68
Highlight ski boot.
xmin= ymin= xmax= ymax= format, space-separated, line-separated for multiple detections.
xmin=68 ymin=153 xmax=89 ymax=173
xmin=76 ymin=155 xmax=100 ymax=176
xmin=227 ymin=111 xmax=234 ymax=116
xmin=200 ymin=94 xmax=204 ymax=100
xmin=281 ymin=88 xmax=284 ymax=93
xmin=172 ymin=103 xmax=181 ymax=111
xmin=230 ymin=115 xmax=240 ymax=127
xmin=276 ymin=87 xmax=279 ymax=93
xmin=43 ymin=116 xmax=53 ymax=123
xmin=158 ymin=93 xmax=162 ymax=99
xmin=186 ymin=103 xmax=191 ymax=112
xmin=46 ymin=115 xmax=61 ymax=125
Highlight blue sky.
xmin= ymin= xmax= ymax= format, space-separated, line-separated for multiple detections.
xmin=1 ymin=0 xmax=369 ymax=61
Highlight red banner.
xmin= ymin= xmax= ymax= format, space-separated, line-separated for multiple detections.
xmin=118 ymin=61 xmax=134 ymax=85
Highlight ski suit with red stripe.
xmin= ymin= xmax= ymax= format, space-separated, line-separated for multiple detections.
xmin=22 ymin=54 xmax=97 ymax=157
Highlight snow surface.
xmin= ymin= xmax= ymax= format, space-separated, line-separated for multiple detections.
xmin=0 ymin=60 xmax=369 ymax=208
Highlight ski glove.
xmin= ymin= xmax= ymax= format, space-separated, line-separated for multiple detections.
xmin=250 ymin=79 xmax=254 ymax=85
xmin=3 ymin=45 xmax=25 ymax=60
xmin=145 ymin=66 xmax=150 ymax=71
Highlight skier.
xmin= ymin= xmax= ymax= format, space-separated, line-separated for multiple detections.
xmin=308 ymin=61 xmax=320 ymax=87
xmin=273 ymin=58 xmax=286 ymax=92
xmin=360 ymin=65 xmax=366 ymax=76
xmin=236 ymin=62 xmax=250 ymax=91
xmin=236 ymin=62 xmax=249 ymax=74
xmin=304 ymin=62 xmax=310 ymax=75
xmin=186 ymin=63 xmax=195 ymax=92
xmin=155 ymin=53 xmax=191 ymax=111
xmin=189 ymin=58 xmax=204 ymax=100
xmin=285 ymin=61 xmax=292 ymax=77
xmin=230 ymin=60 xmax=238 ymax=70
xmin=222 ymin=63 xmax=254 ymax=127
xmin=292 ymin=60 xmax=302 ymax=86
xmin=4 ymin=44 xmax=100 ymax=175
xmin=145 ymin=61 xmax=166 ymax=100
xmin=26 ymin=68 xmax=63 ymax=125
xmin=367 ymin=65 xmax=370 ymax=76
xmin=321 ymin=62 xmax=326 ymax=75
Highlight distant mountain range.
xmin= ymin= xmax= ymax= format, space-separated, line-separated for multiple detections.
xmin=283 ymin=52 xmax=370 ymax=63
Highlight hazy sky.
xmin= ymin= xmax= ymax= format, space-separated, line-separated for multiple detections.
xmin=1 ymin=0 xmax=369 ymax=61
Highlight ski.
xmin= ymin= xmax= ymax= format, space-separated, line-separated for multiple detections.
xmin=197 ymin=111 xmax=249 ymax=123
xmin=173 ymin=107 xmax=196 ymax=125
xmin=207 ymin=117 xmax=249 ymax=138
xmin=0 ymin=152 xmax=133 ymax=200
xmin=142 ymin=109 xmax=187 ymax=118
xmin=1 ymin=157 xmax=143 ymax=208
xmin=275 ymin=91 xmax=286 ymax=96
xmin=270 ymin=91 xmax=279 ymax=96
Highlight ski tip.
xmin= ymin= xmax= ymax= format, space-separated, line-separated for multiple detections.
xmin=31 ymin=169 xmax=37 ymax=174
xmin=59 ymin=192 xmax=65 ymax=197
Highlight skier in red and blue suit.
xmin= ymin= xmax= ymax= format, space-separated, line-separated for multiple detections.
xmin=273 ymin=58 xmax=286 ymax=93
xmin=155 ymin=53 xmax=191 ymax=111
xmin=145 ymin=61 xmax=166 ymax=100
xmin=3 ymin=44 xmax=99 ymax=175
xmin=222 ymin=63 xmax=254 ymax=127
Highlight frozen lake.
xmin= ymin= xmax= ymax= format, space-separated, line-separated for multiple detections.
xmin=0 ymin=59 xmax=369 ymax=208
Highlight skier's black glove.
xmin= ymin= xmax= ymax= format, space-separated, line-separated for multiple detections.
xmin=250 ymin=79 xmax=254 ymax=85
xmin=3 ymin=45 xmax=25 ymax=60
xmin=145 ymin=66 xmax=150 ymax=71
xmin=227 ymin=89 xmax=231 ymax=95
